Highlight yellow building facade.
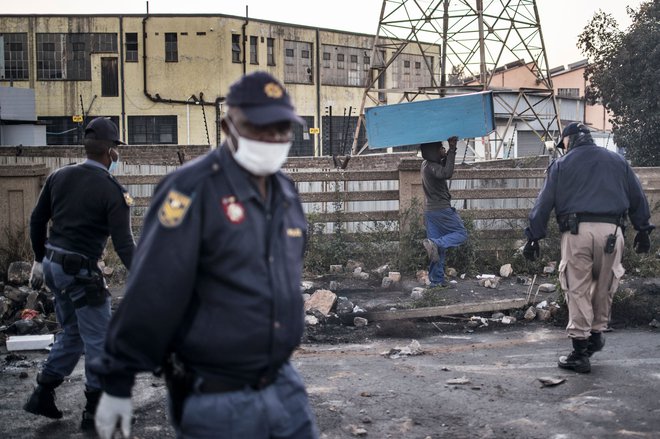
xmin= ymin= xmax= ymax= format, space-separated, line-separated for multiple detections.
xmin=0 ymin=14 xmax=437 ymax=156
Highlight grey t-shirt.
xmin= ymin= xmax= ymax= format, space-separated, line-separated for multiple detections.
xmin=421 ymin=150 xmax=456 ymax=211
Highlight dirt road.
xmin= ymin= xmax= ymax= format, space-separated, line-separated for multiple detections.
xmin=2 ymin=325 xmax=659 ymax=439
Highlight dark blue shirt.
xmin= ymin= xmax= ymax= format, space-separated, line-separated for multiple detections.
xmin=30 ymin=159 xmax=135 ymax=268
xmin=93 ymin=145 xmax=308 ymax=397
xmin=526 ymin=143 xmax=652 ymax=240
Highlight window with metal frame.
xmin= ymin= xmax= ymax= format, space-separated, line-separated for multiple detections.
xmin=165 ymin=33 xmax=178 ymax=62
xmin=250 ymin=36 xmax=258 ymax=64
xmin=38 ymin=115 xmax=119 ymax=145
xmin=232 ymin=34 xmax=241 ymax=63
xmin=267 ymin=37 xmax=275 ymax=66
xmin=36 ymin=33 xmax=117 ymax=80
xmin=2 ymin=33 xmax=29 ymax=80
xmin=128 ymin=115 xmax=178 ymax=144
xmin=101 ymin=57 xmax=119 ymax=97
xmin=125 ymin=33 xmax=138 ymax=62
xmin=289 ymin=116 xmax=315 ymax=157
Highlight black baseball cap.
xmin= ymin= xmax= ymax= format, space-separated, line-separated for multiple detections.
xmin=85 ymin=117 xmax=125 ymax=145
xmin=225 ymin=71 xmax=304 ymax=125
xmin=556 ymin=122 xmax=590 ymax=149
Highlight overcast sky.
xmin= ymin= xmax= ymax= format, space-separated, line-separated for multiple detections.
xmin=3 ymin=0 xmax=646 ymax=68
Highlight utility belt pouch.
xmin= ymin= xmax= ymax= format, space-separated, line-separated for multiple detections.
xmin=73 ymin=272 xmax=108 ymax=308
xmin=557 ymin=215 xmax=570 ymax=232
xmin=568 ymin=213 xmax=579 ymax=235
xmin=164 ymin=353 xmax=194 ymax=426
xmin=605 ymin=234 xmax=616 ymax=254
xmin=62 ymin=254 xmax=85 ymax=275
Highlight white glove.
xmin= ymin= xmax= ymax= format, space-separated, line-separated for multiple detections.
xmin=30 ymin=261 xmax=44 ymax=290
xmin=95 ymin=393 xmax=133 ymax=439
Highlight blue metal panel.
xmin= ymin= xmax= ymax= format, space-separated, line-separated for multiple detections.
xmin=365 ymin=91 xmax=495 ymax=149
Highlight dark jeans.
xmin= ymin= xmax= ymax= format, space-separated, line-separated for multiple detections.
xmin=424 ymin=207 xmax=468 ymax=285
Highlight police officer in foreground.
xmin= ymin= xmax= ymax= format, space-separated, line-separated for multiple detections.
xmin=25 ymin=117 xmax=135 ymax=429
xmin=91 ymin=72 xmax=318 ymax=439
xmin=523 ymin=122 xmax=654 ymax=373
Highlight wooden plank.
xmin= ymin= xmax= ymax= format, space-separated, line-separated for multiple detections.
xmin=288 ymin=170 xmax=398 ymax=182
xmin=452 ymin=168 xmax=546 ymax=179
xmin=117 ymin=175 xmax=164 ymax=185
xmin=308 ymin=211 xmax=399 ymax=223
xmin=463 ymin=208 xmax=530 ymax=220
xmin=452 ymin=188 xmax=539 ymax=199
xmin=364 ymin=298 xmax=529 ymax=321
xmin=300 ymin=190 xmax=399 ymax=203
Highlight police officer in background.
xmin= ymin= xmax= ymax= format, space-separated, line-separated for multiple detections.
xmin=524 ymin=122 xmax=654 ymax=374
xmin=25 ymin=117 xmax=135 ymax=429
xmin=91 ymin=72 xmax=318 ymax=439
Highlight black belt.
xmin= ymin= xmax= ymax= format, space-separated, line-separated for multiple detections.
xmin=575 ymin=213 xmax=624 ymax=225
xmin=197 ymin=373 xmax=276 ymax=394
xmin=46 ymin=249 xmax=94 ymax=271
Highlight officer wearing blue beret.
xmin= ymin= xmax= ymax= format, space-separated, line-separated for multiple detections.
xmin=92 ymin=72 xmax=318 ymax=439
xmin=524 ymin=122 xmax=654 ymax=374
xmin=24 ymin=117 xmax=135 ymax=430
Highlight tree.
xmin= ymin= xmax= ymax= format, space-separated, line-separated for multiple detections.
xmin=577 ymin=1 xmax=660 ymax=166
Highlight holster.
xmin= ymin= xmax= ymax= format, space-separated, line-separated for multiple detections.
xmin=557 ymin=213 xmax=579 ymax=234
xmin=164 ymin=353 xmax=194 ymax=426
xmin=73 ymin=271 xmax=109 ymax=308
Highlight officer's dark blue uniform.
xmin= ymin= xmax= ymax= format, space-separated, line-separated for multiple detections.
xmin=92 ymin=72 xmax=318 ymax=439
xmin=524 ymin=122 xmax=653 ymax=374
xmin=25 ymin=117 xmax=135 ymax=428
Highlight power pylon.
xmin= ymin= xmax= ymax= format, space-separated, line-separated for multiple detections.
xmin=350 ymin=0 xmax=561 ymax=161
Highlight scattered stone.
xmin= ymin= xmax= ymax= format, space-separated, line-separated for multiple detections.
xmin=354 ymin=317 xmax=368 ymax=327
xmin=353 ymin=305 xmax=365 ymax=313
xmin=410 ymin=288 xmax=425 ymax=300
xmin=381 ymin=340 xmax=424 ymax=359
xmin=304 ymin=289 xmax=337 ymax=316
xmin=304 ymin=315 xmax=319 ymax=326
xmin=7 ymin=261 xmax=31 ymax=285
xmin=3 ymin=285 xmax=29 ymax=303
xmin=649 ymin=319 xmax=659 ymax=328
xmin=348 ymin=425 xmax=368 ymax=437
xmin=353 ymin=267 xmax=363 ymax=275
xmin=446 ymin=376 xmax=470 ymax=385
xmin=524 ymin=306 xmax=537 ymax=321
xmin=25 ymin=291 xmax=39 ymax=311
xmin=536 ymin=309 xmax=551 ymax=321
xmin=356 ymin=272 xmax=370 ymax=280
xmin=477 ymin=274 xmax=496 ymax=279
xmin=549 ymin=303 xmax=561 ymax=317
xmin=543 ymin=265 xmax=556 ymax=274
xmin=416 ymin=270 xmax=430 ymax=285
xmin=535 ymin=300 xmax=548 ymax=309
xmin=335 ymin=297 xmax=354 ymax=315
xmin=460 ymin=273 xmax=466 ymax=279
xmin=329 ymin=280 xmax=340 ymax=291
xmin=329 ymin=265 xmax=343 ymax=273
xmin=373 ymin=264 xmax=390 ymax=275
xmin=13 ymin=319 xmax=39 ymax=335
xmin=501 ymin=316 xmax=516 ymax=324
xmin=499 ymin=264 xmax=513 ymax=278
xmin=537 ymin=376 xmax=566 ymax=387
xmin=345 ymin=260 xmax=364 ymax=273
xmin=539 ymin=283 xmax=556 ymax=293
xmin=491 ymin=312 xmax=505 ymax=320
xmin=0 ymin=296 xmax=11 ymax=319
xmin=446 ymin=267 xmax=458 ymax=277
xmin=388 ymin=272 xmax=401 ymax=283
xmin=516 ymin=276 xmax=531 ymax=285
xmin=361 ymin=416 xmax=372 ymax=424
xmin=300 ymin=281 xmax=315 ymax=293
xmin=381 ymin=277 xmax=393 ymax=289
xmin=479 ymin=277 xmax=500 ymax=289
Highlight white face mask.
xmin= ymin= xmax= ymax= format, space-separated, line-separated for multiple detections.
xmin=226 ymin=121 xmax=292 ymax=176
xmin=108 ymin=148 xmax=119 ymax=174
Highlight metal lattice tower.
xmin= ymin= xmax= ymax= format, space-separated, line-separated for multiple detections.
xmin=351 ymin=0 xmax=561 ymax=161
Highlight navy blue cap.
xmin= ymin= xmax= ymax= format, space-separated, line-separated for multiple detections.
xmin=225 ymin=72 xmax=304 ymax=125
xmin=85 ymin=117 xmax=124 ymax=145
xmin=556 ymin=122 xmax=590 ymax=149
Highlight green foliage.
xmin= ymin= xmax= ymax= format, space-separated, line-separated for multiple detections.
xmin=620 ymin=227 xmax=660 ymax=277
xmin=578 ymin=2 xmax=660 ymax=166
xmin=411 ymin=287 xmax=449 ymax=308
xmin=0 ymin=226 xmax=33 ymax=281
xmin=396 ymin=198 xmax=427 ymax=274
xmin=304 ymin=211 xmax=349 ymax=275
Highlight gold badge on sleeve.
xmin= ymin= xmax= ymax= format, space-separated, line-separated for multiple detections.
xmin=123 ymin=192 xmax=134 ymax=207
xmin=159 ymin=190 xmax=192 ymax=228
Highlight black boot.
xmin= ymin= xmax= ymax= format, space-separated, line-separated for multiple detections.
xmin=587 ymin=332 xmax=605 ymax=357
xmin=80 ymin=387 xmax=102 ymax=430
xmin=23 ymin=373 xmax=64 ymax=419
xmin=558 ymin=338 xmax=591 ymax=373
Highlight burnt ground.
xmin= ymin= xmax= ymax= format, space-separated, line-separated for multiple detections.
xmin=1 ymin=272 xmax=659 ymax=438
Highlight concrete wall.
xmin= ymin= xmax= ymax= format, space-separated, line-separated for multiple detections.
xmin=0 ymin=164 xmax=49 ymax=251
